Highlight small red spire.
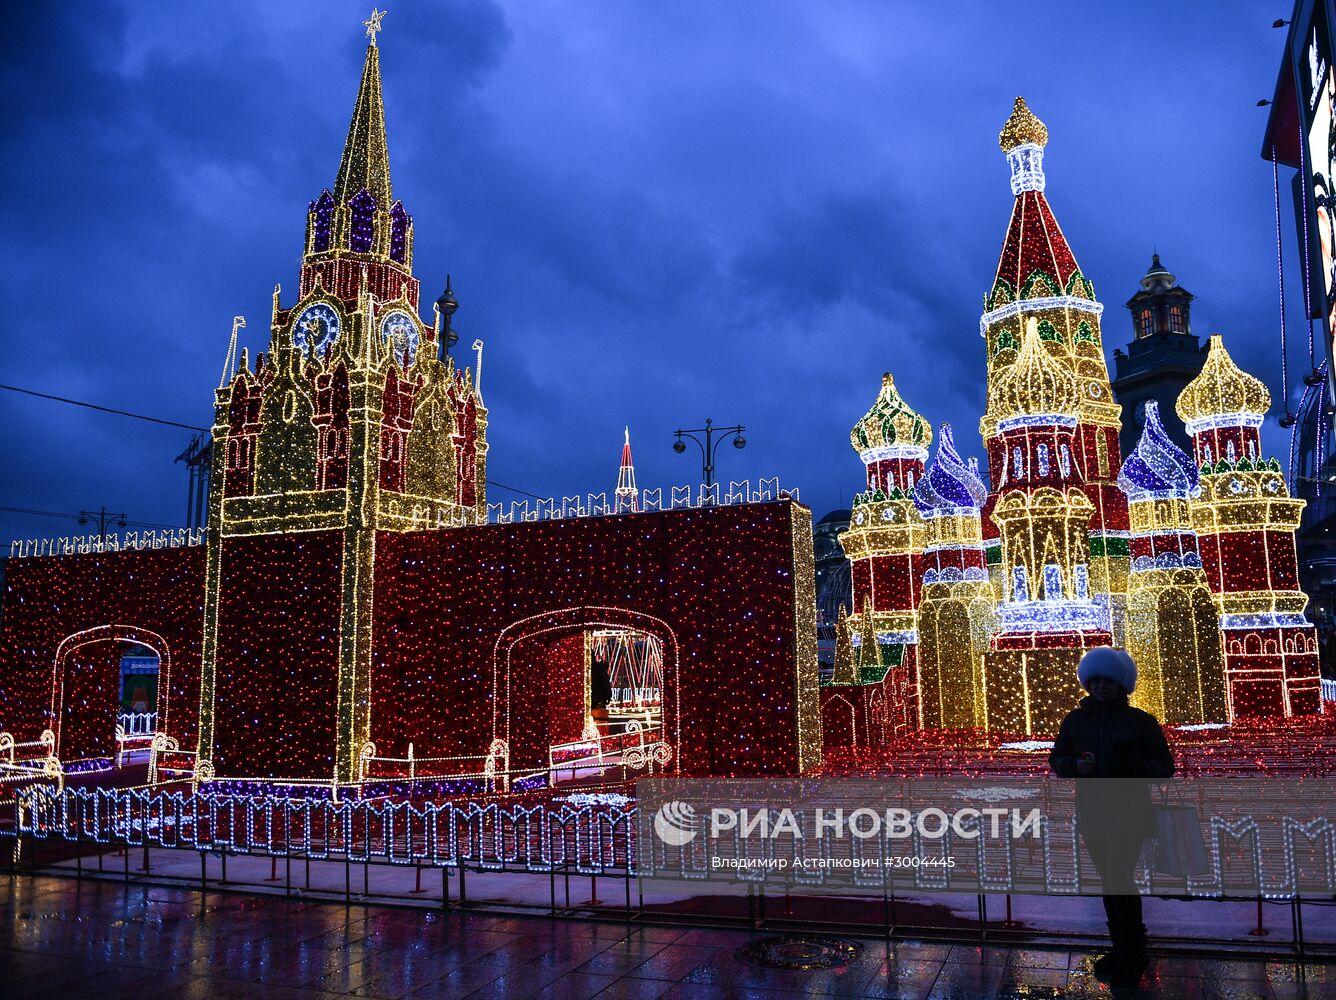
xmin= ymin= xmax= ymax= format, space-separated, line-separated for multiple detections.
xmin=615 ymin=426 xmax=639 ymax=512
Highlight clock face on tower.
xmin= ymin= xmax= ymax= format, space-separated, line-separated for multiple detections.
xmin=292 ymin=302 xmax=341 ymax=358
xmin=379 ymin=310 xmax=421 ymax=365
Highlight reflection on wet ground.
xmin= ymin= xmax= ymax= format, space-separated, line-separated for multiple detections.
xmin=0 ymin=876 xmax=1330 ymax=999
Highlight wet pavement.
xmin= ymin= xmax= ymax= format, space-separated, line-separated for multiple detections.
xmin=0 ymin=875 xmax=1331 ymax=999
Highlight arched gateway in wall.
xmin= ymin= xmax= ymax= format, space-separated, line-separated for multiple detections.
xmin=51 ymin=625 xmax=170 ymax=761
xmin=491 ymin=606 xmax=682 ymax=779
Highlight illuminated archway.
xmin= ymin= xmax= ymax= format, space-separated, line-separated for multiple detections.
xmin=50 ymin=625 xmax=171 ymax=760
xmin=491 ymin=606 xmax=681 ymax=777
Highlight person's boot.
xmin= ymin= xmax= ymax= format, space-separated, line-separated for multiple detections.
xmin=1091 ymin=921 xmax=1123 ymax=981
xmin=1109 ymin=922 xmax=1148 ymax=988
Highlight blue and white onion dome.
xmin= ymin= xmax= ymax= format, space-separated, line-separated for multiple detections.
xmin=914 ymin=423 xmax=988 ymax=514
xmin=1117 ymin=400 xmax=1199 ymax=502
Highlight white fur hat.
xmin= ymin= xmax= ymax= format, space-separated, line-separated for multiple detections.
xmin=1077 ymin=647 xmax=1137 ymax=694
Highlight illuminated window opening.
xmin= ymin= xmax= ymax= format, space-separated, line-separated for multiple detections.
xmin=1043 ymin=563 xmax=1063 ymax=600
xmin=1012 ymin=566 xmax=1029 ymax=602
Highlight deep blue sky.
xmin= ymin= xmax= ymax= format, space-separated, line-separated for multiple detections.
xmin=0 ymin=1 xmax=1311 ymax=544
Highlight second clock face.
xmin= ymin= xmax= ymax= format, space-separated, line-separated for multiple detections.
xmin=380 ymin=310 xmax=421 ymax=366
xmin=293 ymin=302 xmax=341 ymax=358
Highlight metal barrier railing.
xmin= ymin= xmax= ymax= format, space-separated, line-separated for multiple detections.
xmin=5 ymin=783 xmax=1334 ymax=959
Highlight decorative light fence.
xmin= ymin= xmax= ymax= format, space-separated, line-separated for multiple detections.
xmin=486 ymin=478 xmax=798 ymax=525
xmin=9 ymin=527 xmax=204 ymax=559
xmin=1323 ymin=678 xmax=1336 ymax=704
xmin=16 ymin=786 xmax=634 ymax=874
xmin=116 ymin=713 xmax=157 ymax=739
xmin=14 ymin=784 xmax=1336 ymax=900
xmin=9 ymin=783 xmax=1336 ymax=955
xmin=7 ymin=481 xmax=801 ymax=557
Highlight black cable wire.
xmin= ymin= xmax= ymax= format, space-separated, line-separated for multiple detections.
xmin=0 ymin=383 xmax=546 ymax=501
xmin=485 ymin=480 xmax=547 ymax=500
xmin=0 ymin=384 xmax=209 ymax=432
xmin=0 ymin=504 xmax=177 ymax=531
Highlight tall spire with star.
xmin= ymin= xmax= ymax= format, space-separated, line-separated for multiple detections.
xmin=300 ymin=6 xmax=417 ymax=306
xmin=334 ymin=9 xmax=392 ymax=210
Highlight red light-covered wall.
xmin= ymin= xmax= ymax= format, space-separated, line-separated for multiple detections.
xmin=372 ymin=501 xmax=817 ymax=777
xmin=0 ymin=501 xmax=818 ymax=781
xmin=0 ymin=546 xmax=205 ymax=762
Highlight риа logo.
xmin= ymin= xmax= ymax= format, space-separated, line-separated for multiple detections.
xmin=653 ymin=801 xmax=698 ymax=846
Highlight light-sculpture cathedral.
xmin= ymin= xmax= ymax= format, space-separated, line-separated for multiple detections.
xmin=822 ymin=99 xmax=1321 ymax=744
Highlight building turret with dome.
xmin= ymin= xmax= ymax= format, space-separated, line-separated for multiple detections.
xmin=980 ymin=98 xmax=1129 ymax=645
xmin=1177 ymin=337 xmax=1320 ymax=717
xmin=833 ymin=373 xmax=932 ymax=739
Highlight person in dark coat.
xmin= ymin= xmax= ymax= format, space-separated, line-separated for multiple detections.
xmin=1050 ymin=647 xmax=1174 ymax=988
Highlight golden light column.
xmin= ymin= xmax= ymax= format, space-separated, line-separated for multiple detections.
xmin=1117 ymin=401 xmax=1226 ymax=724
xmin=912 ymin=424 xmax=997 ymax=729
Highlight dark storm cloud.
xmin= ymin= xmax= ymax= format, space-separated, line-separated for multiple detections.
xmin=0 ymin=1 xmax=1310 ymax=542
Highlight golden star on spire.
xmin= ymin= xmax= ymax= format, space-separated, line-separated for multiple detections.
xmin=363 ymin=8 xmax=387 ymax=44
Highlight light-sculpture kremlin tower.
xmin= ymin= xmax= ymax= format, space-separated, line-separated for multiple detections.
xmin=1176 ymin=338 xmax=1321 ymax=717
xmin=842 ymin=375 xmax=931 ymax=734
xmin=199 ymin=22 xmax=488 ymax=786
xmin=615 ymin=427 xmax=639 ymax=513
xmin=1117 ymin=401 xmax=1228 ymax=725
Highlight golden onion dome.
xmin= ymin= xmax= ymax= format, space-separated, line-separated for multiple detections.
xmin=989 ymin=317 xmax=1079 ymax=421
xmin=851 ymin=373 xmax=932 ymax=454
xmin=998 ymin=96 xmax=1048 ymax=152
xmin=1176 ymin=335 xmax=1270 ymax=426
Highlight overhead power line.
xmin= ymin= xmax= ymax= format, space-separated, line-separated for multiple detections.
xmin=1 ymin=382 xmax=545 ymax=501
xmin=0 ymin=384 xmax=209 ymax=432
xmin=0 ymin=504 xmax=178 ymax=531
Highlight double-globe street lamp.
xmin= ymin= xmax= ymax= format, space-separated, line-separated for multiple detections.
xmin=672 ymin=418 xmax=746 ymax=489
xmin=79 ymin=506 xmax=127 ymax=544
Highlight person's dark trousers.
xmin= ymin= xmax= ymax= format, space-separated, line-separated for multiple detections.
xmin=1083 ymin=833 xmax=1149 ymax=984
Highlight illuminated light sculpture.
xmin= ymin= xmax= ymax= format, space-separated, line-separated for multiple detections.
xmin=913 ymin=424 xmax=996 ymax=728
xmin=1117 ymin=401 xmax=1227 ymax=724
xmin=831 ymin=373 xmax=931 ymax=743
xmin=980 ymin=318 xmax=1112 ymax=735
xmin=0 ymin=20 xmax=823 ymax=789
xmin=981 ymin=98 xmax=1129 ymax=641
xmin=200 ymin=32 xmax=489 ymax=785
xmin=614 ymin=426 xmax=639 ymax=513
xmin=1176 ymin=336 xmax=1321 ymax=718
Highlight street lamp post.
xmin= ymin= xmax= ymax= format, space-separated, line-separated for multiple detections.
xmin=672 ymin=418 xmax=746 ymax=489
xmin=79 ymin=506 xmax=127 ymax=545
